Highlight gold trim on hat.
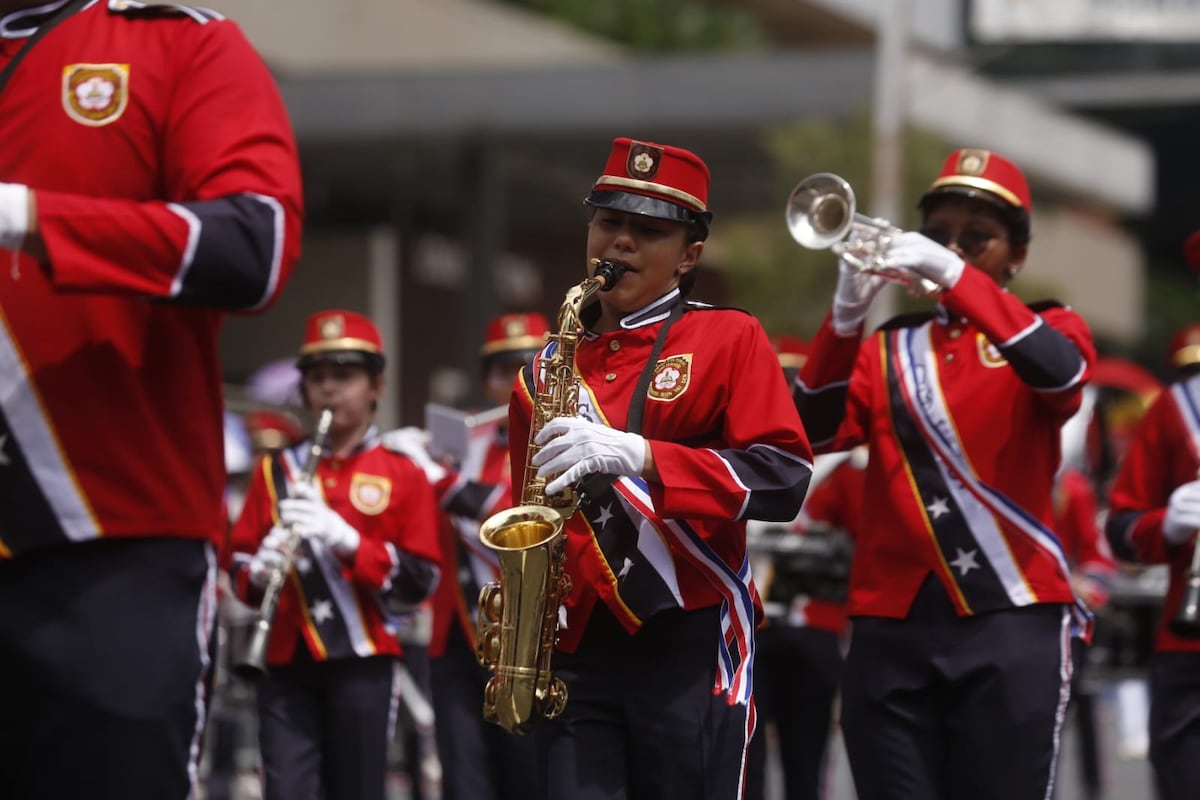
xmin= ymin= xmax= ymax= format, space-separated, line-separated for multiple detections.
xmin=1171 ymin=344 xmax=1200 ymax=369
xmin=480 ymin=334 xmax=547 ymax=356
xmin=928 ymin=175 xmax=1023 ymax=209
xmin=299 ymin=337 xmax=381 ymax=356
xmin=777 ymin=353 xmax=808 ymax=369
xmin=594 ymin=176 xmax=706 ymax=212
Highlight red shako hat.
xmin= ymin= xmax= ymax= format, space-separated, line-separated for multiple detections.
xmin=481 ymin=312 xmax=551 ymax=358
xmin=584 ymin=137 xmax=713 ymax=231
xmin=296 ymin=309 xmax=385 ymax=372
xmin=921 ymin=148 xmax=1032 ymax=213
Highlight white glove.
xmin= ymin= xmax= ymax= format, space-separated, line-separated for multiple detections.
xmin=381 ymin=426 xmax=448 ymax=484
xmin=279 ymin=491 xmax=362 ymax=557
xmin=1164 ymin=480 xmax=1200 ymax=545
xmin=831 ymin=255 xmax=886 ymax=336
xmin=532 ymin=416 xmax=647 ymax=496
xmin=0 ymin=183 xmax=29 ymax=251
xmin=881 ymin=231 xmax=965 ymax=290
xmin=248 ymin=525 xmax=290 ymax=588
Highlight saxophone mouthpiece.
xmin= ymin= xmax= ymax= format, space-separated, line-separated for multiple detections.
xmin=590 ymin=259 xmax=626 ymax=290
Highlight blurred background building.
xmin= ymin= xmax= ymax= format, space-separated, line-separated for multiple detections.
xmin=208 ymin=0 xmax=1196 ymax=429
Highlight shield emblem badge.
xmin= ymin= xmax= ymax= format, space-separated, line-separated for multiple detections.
xmin=350 ymin=473 xmax=393 ymax=515
xmin=62 ymin=63 xmax=130 ymax=127
xmin=976 ymin=332 xmax=1008 ymax=368
xmin=647 ymin=354 xmax=693 ymax=402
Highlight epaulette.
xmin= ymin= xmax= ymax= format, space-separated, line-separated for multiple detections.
xmin=107 ymin=0 xmax=224 ymax=24
xmin=877 ymin=311 xmax=936 ymax=332
xmin=1027 ymin=299 xmax=1065 ymax=313
xmin=683 ymin=301 xmax=752 ymax=316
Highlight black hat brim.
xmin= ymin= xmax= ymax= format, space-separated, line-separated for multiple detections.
xmin=919 ymin=184 xmax=1014 ymax=213
xmin=297 ymin=351 xmax=385 ymax=373
xmin=584 ymin=190 xmax=711 ymax=227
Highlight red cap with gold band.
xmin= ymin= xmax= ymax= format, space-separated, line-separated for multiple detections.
xmin=1183 ymin=229 xmax=1200 ymax=275
xmin=481 ymin=312 xmax=551 ymax=358
xmin=243 ymin=410 xmax=305 ymax=452
xmin=584 ymin=137 xmax=713 ymax=233
xmin=771 ymin=334 xmax=810 ymax=371
xmin=1167 ymin=323 xmax=1200 ymax=372
xmin=920 ymin=148 xmax=1032 ymax=214
xmin=297 ymin=309 xmax=385 ymax=372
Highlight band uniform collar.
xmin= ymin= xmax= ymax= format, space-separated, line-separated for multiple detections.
xmin=619 ymin=287 xmax=683 ymax=330
xmin=1 ymin=0 xmax=79 ymax=38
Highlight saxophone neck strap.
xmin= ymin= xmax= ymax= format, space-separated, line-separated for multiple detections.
xmin=626 ymin=303 xmax=685 ymax=435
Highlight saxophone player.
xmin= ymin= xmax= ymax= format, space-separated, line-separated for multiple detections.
xmin=1107 ymin=316 xmax=1200 ymax=800
xmin=227 ymin=309 xmax=442 ymax=800
xmin=513 ymin=137 xmax=814 ymax=800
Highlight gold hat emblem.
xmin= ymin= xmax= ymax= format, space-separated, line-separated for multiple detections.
xmin=319 ymin=315 xmax=345 ymax=340
xmin=62 ymin=63 xmax=129 ymax=127
xmin=504 ymin=318 xmax=527 ymax=337
xmin=956 ymin=149 xmax=990 ymax=177
xmin=627 ymin=142 xmax=662 ymax=179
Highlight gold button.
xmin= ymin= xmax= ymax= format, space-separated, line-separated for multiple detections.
xmin=324 ymin=477 xmax=337 ymax=488
xmin=605 ymin=372 xmax=617 ymax=381
xmin=609 ymin=340 xmax=621 ymax=352
xmin=945 ymin=353 xmax=954 ymax=362
xmin=948 ymin=329 xmax=961 ymax=339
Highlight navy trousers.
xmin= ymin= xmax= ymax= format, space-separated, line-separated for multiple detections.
xmin=256 ymin=649 xmax=397 ymax=800
xmin=1149 ymin=651 xmax=1200 ymax=800
xmin=0 ymin=537 xmax=217 ymax=800
xmin=430 ymin=624 xmax=541 ymax=800
xmin=537 ymin=604 xmax=751 ymax=800
xmin=840 ymin=577 xmax=1073 ymax=800
xmin=745 ymin=624 xmax=841 ymax=800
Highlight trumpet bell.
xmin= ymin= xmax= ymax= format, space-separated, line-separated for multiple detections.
xmin=785 ymin=173 xmax=857 ymax=250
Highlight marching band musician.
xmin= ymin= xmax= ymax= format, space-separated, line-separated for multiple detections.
xmin=795 ymin=149 xmax=1096 ymax=799
xmin=747 ymin=335 xmax=857 ymax=800
xmin=384 ymin=311 xmax=551 ymax=800
xmin=515 ymin=137 xmax=813 ymax=800
xmin=1106 ymin=319 xmax=1200 ymax=800
xmin=0 ymin=1 xmax=303 ymax=796
xmin=227 ymin=310 xmax=442 ymax=800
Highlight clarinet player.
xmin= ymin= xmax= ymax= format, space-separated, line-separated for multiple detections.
xmin=227 ymin=309 xmax=442 ymax=800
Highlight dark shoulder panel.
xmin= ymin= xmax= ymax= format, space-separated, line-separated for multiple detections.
xmin=108 ymin=0 xmax=224 ymax=24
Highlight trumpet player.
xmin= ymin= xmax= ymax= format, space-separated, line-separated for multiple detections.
xmin=1106 ymin=316 xmax=1200 ymax=800
xmin=514 ymin=137 xmax=813 ymax=800
xmin=795 ymin=149 xmax=1096 ymax=799
xmin=227 ymin=309 xmax=442 ymax=800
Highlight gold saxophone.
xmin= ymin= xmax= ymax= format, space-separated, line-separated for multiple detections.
xmin=475 ymin=258 xmax=624 ymax=733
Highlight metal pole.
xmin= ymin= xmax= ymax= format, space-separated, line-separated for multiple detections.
xmin=866 ymin=0 xmax=910 ymax=330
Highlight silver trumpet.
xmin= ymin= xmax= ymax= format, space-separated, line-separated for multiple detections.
xmin=233 ymin=407 xmax=335 ymax=679
xmin=785 ymin=172 xmax=940 ymax=296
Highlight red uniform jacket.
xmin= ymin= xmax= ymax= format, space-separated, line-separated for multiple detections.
xmin=1055 ymin=467 xmax=1115 ymax=608
xmin=0 ymin=1 xmax=302 ymax=558
xmin=796 ymin=267 xmax=1095 ymax=622
xmin=428 ymin=434 xmax=511 ymax=658
xmin=1107 ymin=375 xmax=1200 ymax=653
xmin=229 ymin=435 xmax=442 ymax=665
xmin=510 ymin=290 xmax=813 ymax=705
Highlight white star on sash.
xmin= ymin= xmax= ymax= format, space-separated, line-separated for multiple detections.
xmin=310 ymin=599 xmax=334 ymax=624
xmin=618 ymin=557 xmax=634 ymax=579
xmin=0 ymin=434 xmax=9 ymax=466
xmin=926 ymin=496 xmax=951 ymax=519
xmin=594 ymin=504 xmax=613 ymax=529
xmin=950 ymin=547 xmax=980 ymax=577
